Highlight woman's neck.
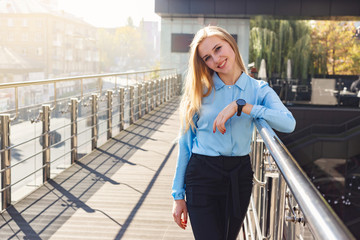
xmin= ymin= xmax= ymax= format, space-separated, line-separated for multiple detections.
xmin=218 ymin=67 xmax=242 ymax=85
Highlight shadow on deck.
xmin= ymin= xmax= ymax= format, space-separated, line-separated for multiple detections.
xmin=0 ymin=98 xmax=194 ymax=240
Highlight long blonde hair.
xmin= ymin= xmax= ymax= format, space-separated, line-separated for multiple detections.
xmin=180 ymin=26 xmax=248 ymax=133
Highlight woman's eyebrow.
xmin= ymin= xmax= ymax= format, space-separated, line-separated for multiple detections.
xmin=202 ymin=44 xmax=220 ymax=60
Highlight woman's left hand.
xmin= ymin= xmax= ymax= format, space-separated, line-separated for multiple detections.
xmin=213 ymin=101 xmax=237 ymax=134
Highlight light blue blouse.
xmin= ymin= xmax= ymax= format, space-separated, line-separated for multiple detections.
xmin=172 ymin=72 xmax=296 ymax=200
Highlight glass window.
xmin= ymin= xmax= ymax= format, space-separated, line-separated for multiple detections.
xmin=22 ymin=33 xmax=28 ymax=41
xmin=22 ymin=19 xmax=28 ymax=27
xmin=37 ymin=47 xmax=43 ymax=56
xmin=8 ymin=18 xmax=13 ymax=27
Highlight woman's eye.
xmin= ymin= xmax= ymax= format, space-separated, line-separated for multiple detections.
xmin=215 ymin=46 xmax=222 ymax=52
xmin=204 ymin=56 xmax=210 ymax=62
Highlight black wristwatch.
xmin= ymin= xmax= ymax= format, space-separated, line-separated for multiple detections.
xmin=236 ymin=99 xmax=246 ymax=116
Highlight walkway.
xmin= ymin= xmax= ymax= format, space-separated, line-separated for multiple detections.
xmin=0 ymin=98 xmax=194 ymax=240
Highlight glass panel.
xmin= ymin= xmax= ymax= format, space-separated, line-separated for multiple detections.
xmin=50 ymin=99 xmax=71 ymax=176
xmin=112 ymin=90 xmax=120 ymax=136
xmin=123 ymin=88 xmax=130 ymax=129
xmin=10 ymin=104 xmax=43 ymax=202
xmin=77 ymin=94 xmax=92 ymax=160
xmin=97 ymin=91 xmax=107 ymax=146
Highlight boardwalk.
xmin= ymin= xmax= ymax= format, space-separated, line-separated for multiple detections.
xmin=0 ymin=98 xmax=194 ymax=240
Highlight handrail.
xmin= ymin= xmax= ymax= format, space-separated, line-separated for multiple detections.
xmin=0 ymin=68 xmax=177 ymax=119
xmin=0 ymin=69 xmax=176 ymax=89
xmin=254 ymin=118 xmax=355 ymax=240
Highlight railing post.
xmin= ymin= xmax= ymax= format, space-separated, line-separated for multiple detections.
xmin=155 ymin=80 xmax=159 ymax=107
xmin=162 ymin=79 xmax=166 ymax=103
xmin=138 ymin=84 xmax=142 ymax=119
xmin=42 ymin=104 xmax=51 ymax=182
xmin=1 ymin=114 xmax=11 ymax=210
xmin=253 ymin=130 xmax=266 ymax=232
xmin=119 ymin=87 xmax=125 ymax=131
xmin=275 ymin=175 xmax=286 ymax=240
xmin=129 ymin=86 xmax=134 ymax=125
xmin=91 ymin=93 xmax=98 ymax=150
xmin=177 ymin=74 xmax=181 ymax=95
xmin=70 ymin=98 xmax=78 ymax=164
xmin=145 ymin=82 xmax=149 ymax=114
xmin=150 ymin=81 xmax=154 ymax=110
xmin=166 ymin=77 xmax=169 ymax=101
xmin=107 ymin=90 xmax=113 ymax=139
xmin=170 ymin=76 xmax=174 ymax=98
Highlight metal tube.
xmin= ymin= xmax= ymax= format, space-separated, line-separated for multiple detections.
xmin=268 ymin=173 xmax=279 ymax=239
xmin=129 ymin=86 xmax=134 ymax=125
xmin=138 ymin=84 xmax=142 ymax=119
xmin=162 ymin=79 xmax=166 ymax=103
xmin=91 ymin=93 xmax=98 ymax=150
xmin=170 ymin=76 xmax=173 ymax=98
xmin=274 ymin=174 xmax=287 ymax=240
xmin=42 ymin=105 xmax=51 ymax=182
xmin=119 ymin=87 xmax=124 ymax=131
xmin=107 ymin=90 xmax=113 ymax=139
xmin=1 ymin=114 xmax=11 ymax=210
xmin=150 ymin=81 xmax=154 ymax=110
xmin=155 ymin=80 xmax=159 ymax=107
xmin=250 ymin=195 xmax=265 ymax=240
xmin=0 ymin=69 xmax=177 ymax=89
xmin=254 ymin=119 xmax=356 ymax=240
xmin=70 ymin=98 xmax=78 ymax=163
xmin=145 ymin=82 xmax=149 ymax=114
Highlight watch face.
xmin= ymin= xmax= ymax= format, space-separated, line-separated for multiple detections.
xmin=236 ymin=99 xmax=246 ymax=106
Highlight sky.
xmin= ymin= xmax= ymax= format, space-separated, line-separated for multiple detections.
xmin=58 ymin=0 xmax=160 ymax=28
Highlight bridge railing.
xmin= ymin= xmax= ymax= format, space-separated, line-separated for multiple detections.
xmin=0 ymin=69 xmax=180 ymax=211
xmin=243 ymin=118 xmax=355 ymax=240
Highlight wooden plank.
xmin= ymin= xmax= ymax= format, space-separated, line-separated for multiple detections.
xmin=0 ymin=97 xmax=194 ymax=240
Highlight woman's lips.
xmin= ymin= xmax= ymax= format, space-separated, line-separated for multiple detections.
xmin=218 ymin=59 xmax=227 ymax=69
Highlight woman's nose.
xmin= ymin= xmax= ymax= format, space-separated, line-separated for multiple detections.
xmin=213 ymin=54 xmax=220 ymax=64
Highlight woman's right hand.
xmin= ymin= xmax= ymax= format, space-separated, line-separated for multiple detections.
xmin=172 ymin=199 xmax=188 ymax=229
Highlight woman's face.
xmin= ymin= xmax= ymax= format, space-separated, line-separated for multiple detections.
xmin=198 ymin=35 xmax=236 ymax=75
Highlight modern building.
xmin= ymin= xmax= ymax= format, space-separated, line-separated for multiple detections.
xmin=155 ymin=0 xmax=360 ymax=75
xmin=0 ymin=0 xmax=99 ymax=81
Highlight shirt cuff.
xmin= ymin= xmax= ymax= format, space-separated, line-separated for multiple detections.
xmin=250 ymin=104 xmax=263 ymax=118
xmin=172 ymin=191 xmax=185 ymax=200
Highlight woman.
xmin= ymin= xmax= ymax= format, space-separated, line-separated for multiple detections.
xmin=172 ymin=26 xmax=295 ymax=240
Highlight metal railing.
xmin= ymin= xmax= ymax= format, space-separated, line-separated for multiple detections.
xmin=243 ymin=118 xmax=356 ymax=240
xmin=0 ymin=69 xmax=181 ymax=211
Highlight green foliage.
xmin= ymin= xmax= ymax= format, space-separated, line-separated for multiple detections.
xmin=250 ymin=18 xmax=360 ymax=81
xmin=249 ymin=17 xmax=312 ymax=82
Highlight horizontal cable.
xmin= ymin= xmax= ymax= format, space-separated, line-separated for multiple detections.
xmin=0 ymin=163 xmax=47 ymax=193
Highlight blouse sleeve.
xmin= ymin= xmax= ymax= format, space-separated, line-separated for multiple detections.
xmin=171 ymin=117 xmax=197 ymax=200
xmin=250 ymin=82 xmax=296 ymax=133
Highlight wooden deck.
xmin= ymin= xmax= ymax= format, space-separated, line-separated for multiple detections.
xmin=0 ymin=98 xmax=195 ymax=240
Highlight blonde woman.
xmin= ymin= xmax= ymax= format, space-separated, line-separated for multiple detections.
xmin=172 ymin=26 xmax=295 ymax=240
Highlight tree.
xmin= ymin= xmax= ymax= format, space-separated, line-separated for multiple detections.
xmin=311 ymin=21 xmax=360 ymax=75
xmin=249 ymin=17 xmax=311 ymax=82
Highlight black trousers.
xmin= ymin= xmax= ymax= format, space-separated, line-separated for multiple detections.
xmin=185 ymin=153 xmax=253 ymax=240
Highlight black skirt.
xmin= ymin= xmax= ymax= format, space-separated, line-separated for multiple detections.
xmin=185 ymin=153 xmax=253 ymax=240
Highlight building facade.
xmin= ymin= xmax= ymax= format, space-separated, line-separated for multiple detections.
xmin=160 ymin=17 xmax=249 ymax=75
xmin=0 ymin=0 xmax=99 ymax=82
